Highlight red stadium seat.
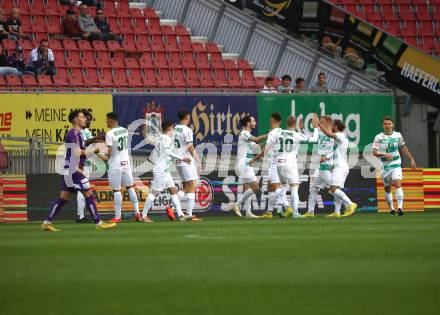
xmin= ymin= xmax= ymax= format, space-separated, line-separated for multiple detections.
xmin=81 ymin=51 xmax=96 ymax=68
xmin=199 ymin=69 xmax=215 ymax=88
xmin=107 ymin=40 xmax=122 ymax=51
xmin=143 ymin=8 xmax=159 ymax=19
xmin=185 ymin=69 xmax=200 ymax=88
xmin=181 ymin=52 xmax=196 ymax=69
xmin=133 ymin=18 xmax=147 ymax=34
xmin=124 ymin=58 xmax=140 ymax=69
xmin=113 ymin=69 xmax=129 ymax=87
xmin=110 ymin=57 xmax=125 ymax=68
xmin=150 ymin=35 xmax=165 ymax=51
xmin=135 ymin=35 xmax=151 ymax=51
xmin=206 ymin=43 xmax=221 ymax=54
xmin=174 ymin=25 xmax=189 ymax=36
xmin=195 ymin=52 xmax=210 ymax=69
xmin=2 ymin=39 xmax=16 ymax=51
xmin=97 ymin=69 xmax=114 ymax=87
xmin=156 ymin=69 xmax=173 ymax=88
xmin=95 ymin=52 xmax=111 ymax=68
xmin=49 ymin=39 xmax=63 ymax=51
xmin=119 ymin=18 xmax=134 ymax=34
xmin=122 ymin=34 xmax=138 ymax=52
xmin=37 ymin=75 xmax=53 ymax=87
xmin=167 ymin=52 xmax=183 ymax=69
xmin=238 ymin=59 xmax=252 ymax=70
xmin=78 ymin=40 xmax=93 ymax=51
xmin=92 ymin=41 xmax=108 ymax=51
xmin=153 ymin=52 xmax=168 ymax=68
xmin=169 ymin=68 xmax=187 ymax=88
xmin=22 ymin=74 xmax=38 ymax=87
xmin=127 ymin=69 xmax=144 ymax=88
xmin=117 ymin=1 xmax=131 ymax=17
xmin=65 ymin=51 xmax=82 ymax=68
xmin=191 ymin=42 xmax=206 ymax=53
xmin=83 ymin=68 xmax=100 ymax=87
xmin=139 ymin=52 xmax=154 ymax=68
xmin=129 ymin=8 xmax=144 ymax=18
xmin=164 ymin=34 xmax=179 ymax=52
xmin=210 ymin=53 xmax=224 ymax=69
xmin=142 ymin=69 xmax=158 ymax=87
xmin=68 ymin=73 xmax=84 ymax=87
xmin=213 ymin=69 xmax=229 ymax=88
xmin=223 ymin=59 xmax=238 ymax=69
xmin=63 ymin=39 xmax=79 ymax=51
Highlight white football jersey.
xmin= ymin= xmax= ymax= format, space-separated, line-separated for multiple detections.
xmin=173 ymin=124 xmax=194 ymax=161
xmin=149 ymin=133 xmax=176 ymax=173
xmin=266 ymin=127 xmax=283 ymax=164
xmin=237 ymin=129 xmax=258 ymax=168
xmin=276 ymin=128 xmax=318 ymax=166
xmin=333 ymin=132 xmax=349 ymax=169
xmin=106 ymin=127 xmax=130 ymax=169
xmin=372 ymin=131 xmax=405 ymax=172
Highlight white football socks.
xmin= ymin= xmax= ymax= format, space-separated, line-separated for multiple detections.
xmin=267 ymin=191 xmax=275 ymax=213
xmin=385 ymin=191 xmax=394 ymax=211
xmin=142 ymin=193 xmax=156 ymax=217
xmin=236 ymin=188 xmax=254 ymax=207
xmin=186 ymin=192 xmax=195 ymax=217
xmin=290 ymin=186 xmax=299 ymax=215
xmin=128 ymin=187 xmax=140 ymax=214
xmin=333 ymin=189 xmax=352 ymax=207
xmin=114 ymin=191 xmax=122 ymax=219
xmin=170 ymin=194 xmax=184 ymax=217
xmin=395 ymin=188 xmax=404 ymax=209
xmin=308 ymin=186 xmax=319 ymax=214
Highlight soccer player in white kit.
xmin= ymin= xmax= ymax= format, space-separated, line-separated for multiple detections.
xmin=249 ymin=112 xmax=285 ymax=218
xmin=173 ymin=110 xmax=202 ymax=221
xmin=319 ymin=119 xmax=357 ymax=218
xmin=233 ymin=115 xmax=267 ymax=218
xmin=142 ymin=120 xmax=192 ymax=222
xmin=372 ymin=116 xmax=416 ymax=216
xmin=305 ymin=116 xmax=334 ymax=217
xmin=100 ymin=112 xmax=141 ymax=223
xmin=276 ymin=115 xmax=319 ymax=218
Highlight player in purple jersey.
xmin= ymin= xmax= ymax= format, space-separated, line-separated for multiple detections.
xmin=41 ymin=110 xmax=116 ymax=231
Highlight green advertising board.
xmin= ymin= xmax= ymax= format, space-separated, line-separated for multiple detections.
xmin=257 ymin=93 xmax=395 ymax=151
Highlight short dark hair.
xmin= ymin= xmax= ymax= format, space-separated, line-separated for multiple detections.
xmin=265 ymin=76 xmax=274 ymax=83
xmin=66 ymin=9 xmax=76 ymax=15
xmin=318 ymin=72 xmax=325 ymax=78
xmin=161 ymin=120 xmax=174 ymax=132
xmin=333 ymin=119 xmax=345 ymax=131
xmin=240 ymin=115 xmax=252 ymax=127
xmin=177 ymin=110 xmax=190 ymax=121
xmin=270 ymin=112 xmax=282 ymax=122
xmin=295 ymin=77 xmax=305 ymax=85
xmin=383 ymin=116 xmax=394 ymax=123
xmin=281 ymin=75 xmax=292 ymax=81
xmin=106 ymin=112 xmax=119 ymax=121
xmin=68 ymin=110 xmax=82 ymax=123
xmin=320 ymin=115 xmax=332 ymax=123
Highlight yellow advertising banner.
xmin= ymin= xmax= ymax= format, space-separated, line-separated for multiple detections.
xmin=0 ymin=93 xmax=112 ymax=151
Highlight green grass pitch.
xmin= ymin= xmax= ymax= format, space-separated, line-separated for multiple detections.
xmin=1 ymin=213 xmax=440 ymax=315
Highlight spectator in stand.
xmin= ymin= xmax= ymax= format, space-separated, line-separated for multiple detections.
xmin=78 ymin=4 xmax=115 ymax=41
xmin=0 ymin=9 xmax=16 ymax=40
xmin=5 ymin=8 xmax=32 ymax=41
xmin=311 ymin=72 xmax=329 ymax=93
xmin=294 ymin=77 xmax=306 ymax=93
xmin=277 ymin=75 xmax=294 ymax=93
xmin=94 ymin=8 xmax=122 ymax=43
xmin=25 ymin=39 xmax=57 ymax=76
xmin=260 ymin=77 xmax=277 ymax=94
xmin=60 ymin=0 xmax=98 ymax=6
xmin=0 ymin=46 xmax=20 ymax=76
xmin=7 ymin=46 xmax=26 ymax=73
xmin=63 ymin=9 xmax=88 ymax=39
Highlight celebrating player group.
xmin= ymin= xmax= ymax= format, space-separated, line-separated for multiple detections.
xmin=41 ymin=109 xmax=416 ymax=231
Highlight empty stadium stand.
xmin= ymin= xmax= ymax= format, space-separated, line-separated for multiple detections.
xmin=328 ymin=0 xmax=440 ymax=55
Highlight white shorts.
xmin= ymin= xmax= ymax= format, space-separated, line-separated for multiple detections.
xmin=108 ymin=167 xmax=134 ymax=190
xmin=331 ymin=167 xmax=349 ymax=188
xmin=151 ymin=171 xmax=175 ymax=193
xmin=277 ymin=165 xmax=299 ymax=184
xmin=176 ymin=163 xmax=198 ymax=182
xmin=311 ymin=169 xmax=332 ymax=189
xmin=264 ymin=163 xmax=280 ymax=184
xmin=382 ymin=167 xmax=403 ymax=187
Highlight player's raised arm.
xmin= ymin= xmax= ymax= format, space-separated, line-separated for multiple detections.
xmin=301 ymin=115 xmax=319 ymax=143
xmin=85 ymin=131 xmax=106 ymax=146
xmin=318 ymin=116 xmax=336 ymax=140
